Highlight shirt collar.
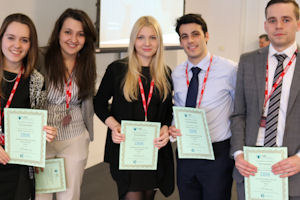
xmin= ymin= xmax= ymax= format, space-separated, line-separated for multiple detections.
xmin=268 ymin=41 xmax=297 ymax=59
xmin=187 ymin=52 xmax=211 ymax=72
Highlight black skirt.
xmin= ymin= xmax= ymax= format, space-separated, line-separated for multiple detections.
xmin=0 ymin=164 xmax=34 ymax=200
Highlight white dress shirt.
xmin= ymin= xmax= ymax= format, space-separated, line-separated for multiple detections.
xmin=172 ymin=52 xmax=237 ymax=143
xmin=256 ymin=42 xmax=297 ymax=146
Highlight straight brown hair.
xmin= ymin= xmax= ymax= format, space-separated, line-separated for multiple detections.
xmin=0 ymin=13 xmax=38 ymax=96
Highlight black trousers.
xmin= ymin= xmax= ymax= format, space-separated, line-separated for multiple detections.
xmin=177 ymin=139 xmax=234 ymax=200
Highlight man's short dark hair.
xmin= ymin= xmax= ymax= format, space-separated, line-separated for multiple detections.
xmin=259 ymin=34 xmax=269 ymax=41
xmin=265 ymin=0 xmax=299 ymax=20
xmin=175 ymin=13 xmax=208 ymax=36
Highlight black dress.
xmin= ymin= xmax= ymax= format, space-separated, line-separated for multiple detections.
xmin=0 ymin=71 xmax=33 ymax=200
xmin=94 ymin=59 xmax=174 ymax=198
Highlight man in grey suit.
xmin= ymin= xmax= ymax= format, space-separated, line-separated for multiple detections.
xmin=231 ymin=0 xmax=300 ymax=199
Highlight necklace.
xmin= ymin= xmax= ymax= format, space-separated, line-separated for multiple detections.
xmin=2 ymin=73 xmax=18 ymax=83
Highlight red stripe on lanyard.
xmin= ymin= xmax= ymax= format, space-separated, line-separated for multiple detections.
xmin=263 ymin=51 xmax=297 ymax=113
xmin=185 ymin=55 xmax=213 ymax=108
xmin=65 ymin=76 xmax=72 ymax=110
xmin=0 ymin=66 xmax=24 ymax=145
xmin=138 ymin=77 xmax=154 ymax=121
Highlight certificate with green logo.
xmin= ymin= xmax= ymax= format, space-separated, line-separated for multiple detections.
xmin=244 ymin=146 xmax=288 ymax=200
xmin=119 ymin=120 xmax=160 ymax=170
xmin=36 ymin=158 xmax=66 ymax=193
xmin=173 ymin=106 xmax=214 ymax=160
xmin=4 ymin=108 xmax=47 ymax=167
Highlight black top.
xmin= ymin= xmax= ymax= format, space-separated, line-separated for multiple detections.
xmin=0 ymin=71 xmax=32 ymax=200
xmin=94 ymin=58 xmax=174 ymax=197
xmin=1 ymin=71 xmax=30 ymax=131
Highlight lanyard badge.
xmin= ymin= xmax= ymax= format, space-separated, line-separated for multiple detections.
xmin=185 ymin=55 xmax=213 ymax=108
xmin=62 ymin=76 xmax=72 ymax=126
xmin=0 ymin=67 xmax=24 ymax=145
xmin=138 ymin=77 xmax=154 ymax=121
xmin=259 ymin=51 xmax=297 ymax=127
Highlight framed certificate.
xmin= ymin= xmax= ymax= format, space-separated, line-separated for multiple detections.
xmin=173 ymin=106 xmax=214 ymax=160
xmin=4 ymin=108 xmax=47 ymax=167
xmin=35 ymin=158 xmax=67 ymax=193
xmin=119 ymin=120 xmax=160 ymax=170
xmin=244 ymin=146 xmax=288 ymax=200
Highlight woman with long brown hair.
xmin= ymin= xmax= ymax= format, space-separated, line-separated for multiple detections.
xmin=36 ymin=8 xmax=96 ymax=200
xmin=0 ymin=13 xmax=57 ymax=200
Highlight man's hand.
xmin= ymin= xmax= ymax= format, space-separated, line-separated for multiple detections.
xmin=272 ymin=155 xmax=300 ymax=178
xmin=235 ymin=153 xmax=257 ymax=177
xmin=168 ymin=125 xmax=181 ymax=140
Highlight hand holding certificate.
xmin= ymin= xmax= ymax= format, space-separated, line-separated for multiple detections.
xmin=5 ymin=108 xmax=47 ymax=167
xmin=119 ymin=120 xmax=160 ymax=170
xmin=244 ymin=146 xmax=288 ymax=200
xmin=35 ymin=158 xmax=66 ymax=193
xmin=173 ymin=106 xmax=214 ymax=160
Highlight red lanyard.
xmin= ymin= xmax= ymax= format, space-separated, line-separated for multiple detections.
xmin=138 ymin=77 xmax=154 ymax=121
xmin=0 ymin=67 xmax=23 ymax=144
xmin=185 ymin=55 xmax=213 ymax=108
xmin=263 ymin=51 xmax=297 ymax=112
xmin=65 ymin=76 xmax=72 ymax=111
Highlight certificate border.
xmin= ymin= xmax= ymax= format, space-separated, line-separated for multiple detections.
xmin=119 ymin=120 xmax=160 ymax=170
xmin=5 ymin=108 xmax=47 ymax=167
xmin=173 ymin=106 xmax=214 ymax=160
xmin=244 ymin=147 xmax=288 ymax=200
xmin=36 ymin=158 xmax=67 ymax=193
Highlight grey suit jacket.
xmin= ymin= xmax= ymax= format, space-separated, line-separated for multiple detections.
xmin=37 ymin=48 xmax=95 ymax=141
xmin=230 ymin=46 xmax=300 ymax=196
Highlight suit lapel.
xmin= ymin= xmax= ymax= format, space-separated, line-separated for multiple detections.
xmin=287 ymin=47 xmax=300 ymax=115
xmin=255 ymin=48 xmax=268 ymax=114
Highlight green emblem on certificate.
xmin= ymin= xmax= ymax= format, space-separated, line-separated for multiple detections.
xmin=244 ymin=146 xmax=288 ymax=200
xmin=173 ymin=106 xmax=214 ymax=160
xmin=4 ymin=108 xmax=47 ymax=167
xmin=35 ymin=158 xmax=67 ymax=193
xmin=119 ymin=120 xmax=160 ymax=170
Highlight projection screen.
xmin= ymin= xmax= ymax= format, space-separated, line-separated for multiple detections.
xmin=98 ymin=0 xmax=185 ymax=51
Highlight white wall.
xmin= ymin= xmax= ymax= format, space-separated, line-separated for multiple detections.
xmin=185 ymin=0 xmax=244 ymax=62
xmin=0 ymin=0 xmax=96 ymax=47
xmin=1 ymin=0 xmax=300 ymax=168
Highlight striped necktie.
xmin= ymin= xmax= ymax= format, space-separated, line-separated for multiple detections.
xmin=264 ymin=54 xmax=287 ymax=147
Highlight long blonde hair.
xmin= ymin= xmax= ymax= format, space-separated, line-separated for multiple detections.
xmin=123 ymin=16 xmax=170 ymax=102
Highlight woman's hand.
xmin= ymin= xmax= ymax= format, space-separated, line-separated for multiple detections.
xmin=105 ymin=116 xmax=125 ymax=144
xmin=154 ymin=125 xmax=169 ymax=149
xmin=44 ymin=126 xmax=57 ymax=142
xmin=111 ymin=124 xmax=125 ymax=144
xmin=0 ymin=145 xmax=10 ymax=165
xmin=34 ymin=167 xmax=44 ymax=174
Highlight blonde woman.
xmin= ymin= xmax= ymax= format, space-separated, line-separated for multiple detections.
xmin=94 ymin=16 xmax=174 ymax=200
